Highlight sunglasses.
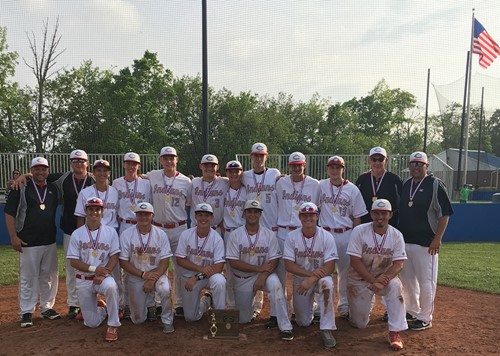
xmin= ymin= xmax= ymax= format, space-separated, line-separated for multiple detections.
xmin=409 ymin=162 xmax=426 ymax=167
xmin=300 ymin=206 xmax=317 ymax=213
xmin=370 ymin=157 xmax=385 ymax=162
xmin=71 ymin=159 xmax=87 ymax=164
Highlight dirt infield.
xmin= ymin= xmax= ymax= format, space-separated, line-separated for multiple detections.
xmin=1 ymin=279 xmax=499 ymax=356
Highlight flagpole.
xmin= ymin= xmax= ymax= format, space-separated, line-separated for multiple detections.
xmin=463 ymin=10 xmax=475 ymax=187
xmin=475 ymin=86 xmax=484 ymax=186
xmin=457 ymin=51 xmax=470 ymax=191
xmin=423 ymin=68 xmax=430 ymax=152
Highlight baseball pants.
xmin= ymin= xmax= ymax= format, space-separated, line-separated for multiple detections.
xmin=333 ymin=230 xmax=352 ymax=316
xmin=159 ymin=224 xmax=186 ymax=309
xmin=64 ymin=233 xmax=79 ymax=308
xmin=180 ymin=273 xmax=226 ymax=322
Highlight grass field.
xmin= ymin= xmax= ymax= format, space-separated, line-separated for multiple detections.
xmin=1 ymin=243 xmax=499 ymax=294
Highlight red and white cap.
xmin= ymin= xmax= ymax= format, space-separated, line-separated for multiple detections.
xmin=31 ymin=157 xmax=49 ymax=168
xmin=327 ymin=156 xmax=345 ymax=167
xmin=288 ymin=152 xmax=306 ymax=165
xmin=85 ymin=197 xmax=103 ymax=208
xmin=201 ymin=154 xmax=219 ymax=165
xmin=409 ymin=151 xmax=428 ymax=164
xmin=160 ymin=146 xmax=178 ymax=157
xmin=134 ymin=202 xmax=154 ymax=214
xmin=70 ymin=149 xmax=88 ymax=161
xmin=369 ymin=147 xmax=387 ymax=157
xmin=299 ymin=202 xmax=319 ymax=214
xmin=93 ymin=159 xmax=111 ymax=170
xmin=244 ymin=199 xmax=263 ymax=211
xmin=194 ymin=203 xmax=214 ymax=214
xmin=251 ymin=143 xmax=268 ymax=155
xmin=371 ymin=199 xmax=392 ymax=212
xmin=225 ymin=160 xmax=243 ymax=170
xmin=123 ymin=152 xmax=140 ymax=164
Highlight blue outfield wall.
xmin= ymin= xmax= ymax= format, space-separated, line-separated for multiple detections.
xmin=0 ymin=203 xmax=499 ymax=245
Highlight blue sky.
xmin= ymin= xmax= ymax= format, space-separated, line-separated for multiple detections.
xmin=1 ymin=0 xmax=500 ymax=114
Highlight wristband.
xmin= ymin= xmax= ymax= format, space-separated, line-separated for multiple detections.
xmin=88 ymin=265 xmax=97 ymax=273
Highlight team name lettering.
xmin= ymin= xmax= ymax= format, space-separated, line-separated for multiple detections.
xmin=246 ymin=184 xmax=275 ymax=193
xmin=193 ymin=187 xmax=224 ymax=197
xmin=362 ymin=243 xmax=393 ymax=256
xmin=320 ymin=193 xmax=351 ymax=206
xmin=186 ymin=244 xmax=215 ymax=259
xmin=282 ymin=191 xmax=312 ymax=202
xmin=294 ymin=248 xmax=324 ymax=259
xmin=131 ymin=244 xmax=161 ymax=255
xmin=238 ymin=244 xmax=269 ymax=255
xmin=118 ymin=190 xmax=147 ymax=201
xmin=78 ymin=241 xmax=111 ymax=251
xmin=152 ymin=184 xmax=185 ymax=198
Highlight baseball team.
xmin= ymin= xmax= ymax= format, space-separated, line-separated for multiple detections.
xmin=5 ymin=143 xmax=453 ymax=350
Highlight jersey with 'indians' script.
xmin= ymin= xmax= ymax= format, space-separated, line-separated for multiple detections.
xmin=75 ymin=185 xmax=119 ymax=228
xmin=190 ymin=177 xmax=229 ymax=227
xmin=112 ymin=177 xmax=151 ymax=222
xmin=276 ymin=175 xmax=319 ymax=228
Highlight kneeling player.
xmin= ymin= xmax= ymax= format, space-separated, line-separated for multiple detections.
xmin=346 ymin=199 xmax=408 ymax=351
xmin=66 ymin=197 xmax=121 ymax=341
xmin=284 ymin=202 xmax=338 ymax=349
xmin=226 ymin=200 xmax=293 ymax=341
xmin=175 ymin=203 xmax=226 ymax=321
xmin=119 ymin=202 xmax=175 ymax=333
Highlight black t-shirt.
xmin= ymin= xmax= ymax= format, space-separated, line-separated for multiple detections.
xmin=48 ymin=172 xmax=93 ymax=235
xmin=4 ymin=181 xmax=59 ymax=247
xmin=355 ymin=170 xmax=402 ymax=227
xmin=399 ymin=175 xmax=454 ymax=247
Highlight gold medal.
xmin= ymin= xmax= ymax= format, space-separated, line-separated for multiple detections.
xmin=195 ymin=255 xmax=202 ymax=263
xmin=165 ymin=195 xmax=171 ymax=203
xmin=332 ymin=206 xmax=337 ymax=213
xmin=408 ymin=201 xmax=413 ymax=207
xmin=142 ymin=253 xmax=149 ymax=261
xmin=249 ymin=249 xmax=255 ymax=256
xmin=230 ymin=210 xmax=235 ymax=218
xmin=256 ymin=194 xmax=261 ymax=202
xmin=92 ymin=250 xmax=98 ymax=258
xmin=130 ymin=204 xmax=136 ymax=212
xmin=308 ymin=256 xmax=313 ymax=263
xmin=372 ymin=196 xmax=377 ymax=202
xmin=40 ymin=204 xmax=45 ymax=210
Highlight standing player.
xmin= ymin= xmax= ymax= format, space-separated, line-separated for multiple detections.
xmin=5 ymin=157 xmax=61 ymax=327
xmin=147 ymin=146 xmax=192 ymax=317
xmin=66 ymin=197 xmax=121 ymax=341
xmin=318 ymin=156 xmax=367 ymax=319
xmin=226 ymin=200 xmax=294 ymax=341
xmin=119 ymin=202 xmax=175 ymax=333
xmin=175 ymin=203 xmax=226 ymax=322
xmin=399 ymin=152 xmax=453 ymax=331
xmin=190 ymin=154 xmax=229 ymax=233
xmin=346 ymin=199 xmax=408 ymax=351
xmin=283 ymin=202 xmax=338 ymax=349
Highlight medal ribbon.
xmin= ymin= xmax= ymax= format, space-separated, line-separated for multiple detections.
xmin=372 ymin=223 xmax=388 ymax=254
xmin=85 ymin=224 xmax=102 ymax=251
xmin=293 ymin=175 xmax=306 ymax=205
xmin=370 ymin=170 xmax=386 ymax=198
xmin=245 ymin=227 xmax=260 ymax=251
xmin=227 ymin=187 xmax=242 ymax=214
xmin=194 ymin=230 xmax=211 ymax=257
xmin=301 ymin=230 xmax=317 ymax=257
xmin=201 ymin=179 xmax=216 ymax=202
xmin=409 ymin=175 xmax=428 ymax=203
xmin=329 ymin=179 xmax=347 ymax=208
xmin=32 ymin=179 xmax=48 ymax=205
xmin=72 ymin=174 xmax=88 ymax=196
xmin=124 ymin=177 xmax=138 ymax=206
xmin=252 ymin=169 xmax=267 ymax=198
xmin=162 ymin=171 xmax=178 ymax=198
xmin=94 ymin=185 xmax=109 ymax=207
xmin=136 ymin=227 xmax=152 ymax=254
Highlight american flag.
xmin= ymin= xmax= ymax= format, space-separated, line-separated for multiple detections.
xmin=472 ymin=19 xmax=500 ymax=69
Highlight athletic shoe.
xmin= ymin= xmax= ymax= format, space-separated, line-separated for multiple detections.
xmin=174 ymin=307 xmax=184 ymax=317
xmin=105 ymin=326 xmax=118 ymax=341
xmin=162 ymin=323 xmax=175 ymax=334
xmin=97 ymin=298 xmax=107 ymax=308
xmin=122 ymin=305 xmax=131 ymax=320
xmin=41 ymin=309 xmax=61 ymax=320
xmin=251 ymin=311 xmax=259 ymax=321
xmin=406 ymin=313 xmax=417 ymax=322
xmin=409 ymin=319 xmax=432 ymax=331
xmin=67 ymin=306 xmax=80 ymax=319
xmin=280 ymin=330 xmax=294 ymax=341
xmin=21 ymin=313 xmax=33 ymax=328
xmin=312 ymin=314 xmax=321 ymax=324
xmin=290 ymin=313 xmax=296 ymax=324
xmin=147 ymin=306 xmax=158 ymax=321
xmin=203 ymin=291 xmax=213 ymax=309
xmin=339 ymin=312 xmax=349 ymax=320
xmin=156 ymin=306 xmax=162 ymax=317
xmin=389 ymin=331 xmax=403 ymax=351
xmin=265 ymin=316 xmax=278 ymax=329
xmin=321 ymin=330 xmax=337 ymax=348
xmin=75 ymin=311 xmax=84 ymax=321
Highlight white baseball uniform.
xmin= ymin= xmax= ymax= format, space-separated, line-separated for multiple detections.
xmin=283 ymin=228 xmax=338 ymax=330
xmin=112 ymin=177 xmax=151 ymax=234
xmin=346 ymin=222 xmax=408 ymax=332
xmin=67 ymin=224 xmax=121 ymax=328
xmin=148 ymin=169 xmax=192 ymax=308
xmin=242 ymin=168 xmax=280 ymax=230
xmin=190 ymin=177 xmax=229 ymax=232
xmin=318 ymin=178 xmax=367 ymax=315
xmin=226 ymin=225 xmax=292 ymax=331
xmin=119 ymin=225 xmax=174 ymax=325
xmin=175 ymin=227 xmax=226 ymax=322
xmin=75 ymin=185 xmax=119 ymax=228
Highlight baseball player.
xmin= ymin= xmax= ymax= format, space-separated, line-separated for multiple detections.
xmin=283 ymin=202 xmax=338 ymax=349
xmin=241 ymin=143 xmax=281 ymax=321
xmin=5 ymin=157 xmax=61 ymax=327
xmin=318 ymin=156 xmax=367 ymax=318
xmin=175 ymin=203 xmax=226 ymax=322
xmin=119 ymin=202 xmax=175 ymax=333
xmin=346 ymin=199 xmax=408 ymax=351
xmin=66 ymin=197 xmax=121 ymax=341
xmin=222 ymin=160 xmax=247 ymax=309
xmin=399 ymin=152 xmax=453 ymax=331
xmin=190 ymin=154 xmax=229 ymax=234
xmin=226 ymin=200 xmax=294 ymax=341
xmin=147 ymin=146 xmax=192 ymax=317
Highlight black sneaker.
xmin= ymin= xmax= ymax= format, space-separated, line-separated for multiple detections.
xmin=147 ymin=306 xmax=158 ymax=321
xmin=290 ymin=313 xmax=296 ymax=324
xmin=174 ymin=307 xmax=184 ymax=317
xmin=41 ymin=309 xmax=61 ymax=320
xmin=280 ymin=330 xmax=294 ymax=341
xmin=21 ymin=313 xmax=33 ymax=328
xmin=122 ymin=305 xmax=131 ymax=320
xmin=265 ymin=316 xmax=278 ymax=329
xmin=156 ymin=306 xmax=162 ymax=317
xmin=67 ymin=306 xmax=80 ymax=320
xmin=312 ymin=314 xmax=321 ymax=323
xmin=409 ymin=319 xmax=432 ymax=331
xmin=406 ymin=313 xmax=417 ymax=322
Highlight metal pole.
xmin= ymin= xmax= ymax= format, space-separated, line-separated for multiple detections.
xmin=475 ymin=86 xmax=484 ymax=186
xmin=423 ymin=68 xmax=430 ymax=152
xmin=457 ymin=51 xmax=470 ymax=191
xmin=202 ymin=0 xmax=209 ymax=154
